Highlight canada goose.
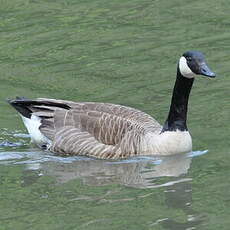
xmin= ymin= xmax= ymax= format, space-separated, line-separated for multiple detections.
xmin=8 ymin=51 xmax=215 ymax=159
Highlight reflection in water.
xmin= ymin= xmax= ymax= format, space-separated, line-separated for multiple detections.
xmin=0 ymin=146 xmax=208 ymax=230
xmin=41 ymin=154 xmax=192 ymax=188
xmin=39 ymin=151 xmax=206 ymax=229
xmin=159 ymin=182 xmax=205 ymax=230
xmin=0 ymin=148 xmax=207 ymax=188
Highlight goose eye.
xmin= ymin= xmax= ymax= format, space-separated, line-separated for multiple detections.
xmin=186 ymin=57 xmax=192 ymax=62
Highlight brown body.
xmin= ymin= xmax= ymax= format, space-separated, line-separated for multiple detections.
xmin=9 ymin=98 xmax=162 ymax=159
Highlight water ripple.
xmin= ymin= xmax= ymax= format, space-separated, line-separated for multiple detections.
xmin=0 ymin=149 xmax=208 ymax=165
xmin=0 ymin=141 xmax=23 ymax=148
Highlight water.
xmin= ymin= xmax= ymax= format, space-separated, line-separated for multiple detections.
xmin=0 ymin=0 xmax=229 ymax=229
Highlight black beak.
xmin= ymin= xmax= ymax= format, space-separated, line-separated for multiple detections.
xmin=199 ymin=63 xmax=216 ymax=78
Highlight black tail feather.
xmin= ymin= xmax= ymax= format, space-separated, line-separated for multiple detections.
xmin=7 ymin=97 xmax=71 ymax=119
xmin=8 ymin=97 xmax=32 ymax=118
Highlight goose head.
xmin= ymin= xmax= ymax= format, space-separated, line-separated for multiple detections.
xmin=179 ymin=51 xmax=216 ymax=79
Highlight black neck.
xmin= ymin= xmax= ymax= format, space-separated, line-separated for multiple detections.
xmin=162 ymin=66 xmax=194 ymax=132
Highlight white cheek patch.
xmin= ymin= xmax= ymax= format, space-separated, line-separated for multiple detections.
xmin=179 ymin=56 xmax=196 ymax=78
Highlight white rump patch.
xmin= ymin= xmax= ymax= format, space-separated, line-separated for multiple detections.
xmin=179 ymin=56 xmax=196 ymax=78
xmin=21 ymin=114 xmax=51 ymax=147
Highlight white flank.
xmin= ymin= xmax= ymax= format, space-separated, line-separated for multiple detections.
xmin=20 ymin=114 xmax=51 ymax=147
xmin=142 ymin=130 xmax=192 ymax=155
xmin=179 ymin=56 xmax=196 ymax=78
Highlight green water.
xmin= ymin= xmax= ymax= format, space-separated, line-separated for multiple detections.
xmin=0 ymin=0 xmax=229 ymax=229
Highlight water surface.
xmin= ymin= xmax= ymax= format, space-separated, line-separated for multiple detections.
xmin=0 ymin=0 xmax=229 ymax=229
